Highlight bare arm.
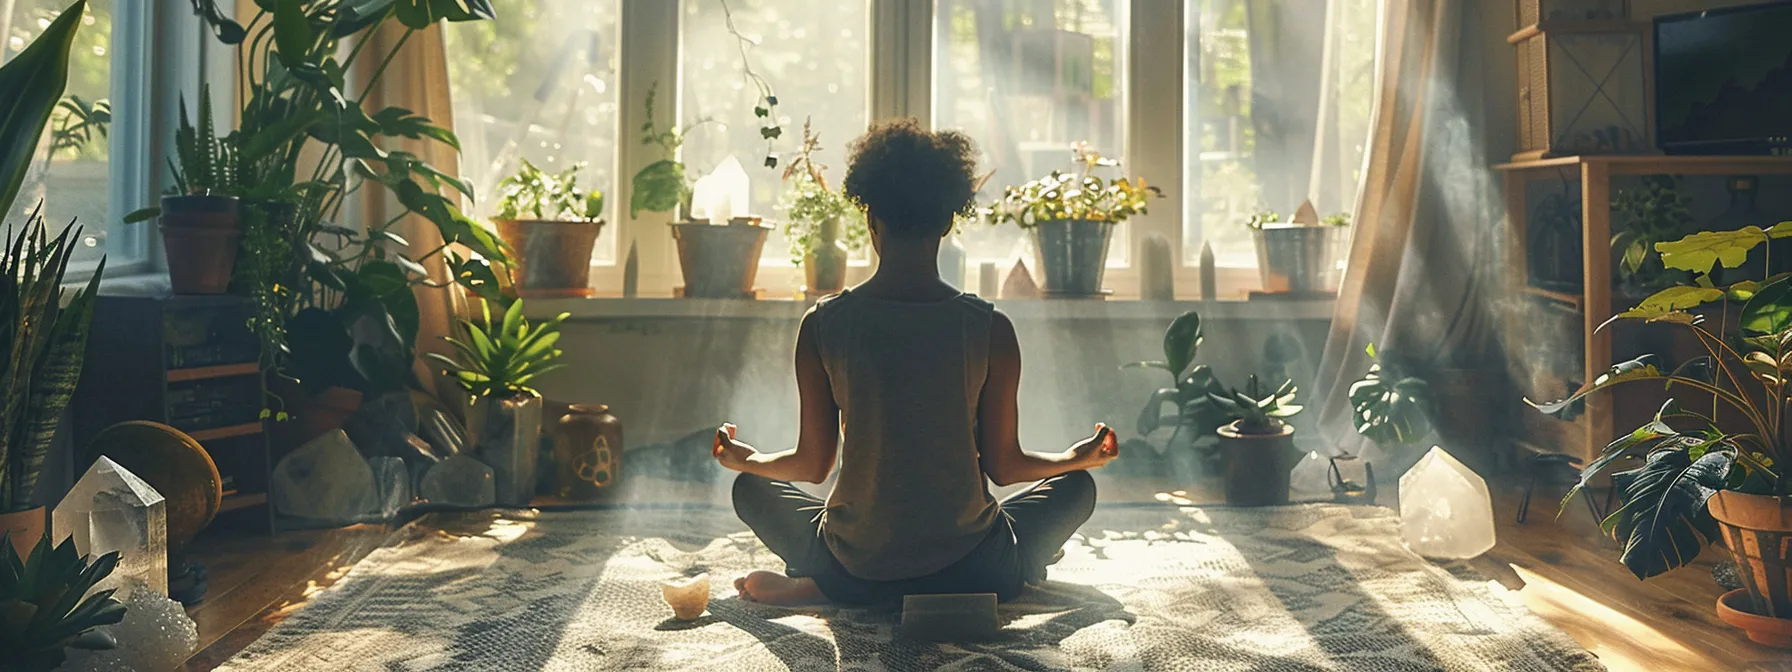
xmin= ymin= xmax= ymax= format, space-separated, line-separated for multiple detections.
xmin=713 ymin=312 xmax=841 ymax=483
xmin=977 ymin=311 xmax=1117 ymax=487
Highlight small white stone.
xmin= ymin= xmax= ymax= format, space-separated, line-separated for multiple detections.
xmin=661 ymin=573 xmax=710 ymax=620
xmin=1399 ymin=446 xmax=1496 ymax=559
xmin=52 ymin=457 xmax=167 ymax=599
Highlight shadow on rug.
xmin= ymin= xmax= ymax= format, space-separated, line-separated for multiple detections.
xmin=216 ymin=504 xmax=1605 ymax=671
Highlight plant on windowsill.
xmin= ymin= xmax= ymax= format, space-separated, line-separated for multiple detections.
xmin=0 ymin=0 xmax=104 ymax=554
xmin=143 ymin=86 xmax=245 ymax=295
xmin=1208 ymin=375 xmax=1303 ymax=506
xmin=492 ymin=159 xmax=605 ymax=297
xmin=1245 ymin=201 xmax=1350 ymax=295
xmin=1 ymin=534 xmax=128 ymax=672
xmin=983 ymin=142 xmax=1160 ymax=297
xmin=778 ymin=118 xmax=866 ymax=296
xmin=1531 ymin=219 xmax=1792 ymax=644
xmin=425 ymin=298 xmax=569 ymax=507
xmin=1122 ymin=311 xmax=1233 ymax=468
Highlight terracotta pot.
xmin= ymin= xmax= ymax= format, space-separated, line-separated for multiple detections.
xmin=160 ymin=194 xmax=242 ymax=295
xmin=495 ymin=218 xmax=603 ymax=296
xmin=0 ymin=506 xmax=47 ymax=559
xmin=553 ymin=404 xmax=623 ymax=500
xmin=278 ymin=386 xmax=364 ymax=451
xmin=672 ymin=219 xmax=771 ymax=299
xmin=1717 ymin=588 xmax=1792 ymax=649
xmin=1215 ymin=422 xmax=1298 ymax=506
xmin=1710 ymin=489 xmax=1792 ymax=619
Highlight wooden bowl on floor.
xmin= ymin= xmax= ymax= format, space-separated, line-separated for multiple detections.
xmin=1717 ymin=588 xmax=1792 ymax=649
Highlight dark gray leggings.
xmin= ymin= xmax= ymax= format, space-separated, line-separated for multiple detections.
xmin=731 ymin=470 xmax=1097 ymax=606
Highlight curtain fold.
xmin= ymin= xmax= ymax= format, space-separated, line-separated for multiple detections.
xmin=352 ymin=23 xmax=467 ymax=409
xmin=1312 ymin=0 xmax=1507 ymax=464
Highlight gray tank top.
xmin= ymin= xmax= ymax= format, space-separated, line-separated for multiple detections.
xmin=809 ymin=289 xmax=1001 ymax=581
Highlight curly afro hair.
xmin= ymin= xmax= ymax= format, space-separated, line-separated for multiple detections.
xmin=842 ymin=118 xmax=979 ymax=239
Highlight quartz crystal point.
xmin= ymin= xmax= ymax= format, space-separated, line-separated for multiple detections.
xmin=53 ymin=457 xmax=168 ymax=599
xmin=1399 ymin=446 xmax=1496 ymax=559
xmin=272 ymin=429 xmax=378 ymax=523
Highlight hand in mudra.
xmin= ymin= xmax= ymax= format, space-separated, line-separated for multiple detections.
xmin=1071 ymin=423 xmax=1120 ymax=470
xmin=713 ymin=423 xmax=756 ymax=472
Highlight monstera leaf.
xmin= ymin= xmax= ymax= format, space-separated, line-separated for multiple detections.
xmin=1603 ymin=446 xmax=1731 ymax=579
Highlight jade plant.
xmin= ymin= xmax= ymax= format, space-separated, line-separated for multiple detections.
xmin=1534 ymin=219 xmax=1792 ymax=579
xmin=1348 ymin=342 xmax=1432 ymax=449
xmin=494 ymin=159 xmax=604 ymax=223
xmin=1209 ymin=375 xmax=1303 ymax=434
xmin=426 ymin=299 xmax=570 ymax=400
xmin=1 ymin=533 xmax=128 ymax=672
xmin=984 ymin=143 xmax=1159 ymax=228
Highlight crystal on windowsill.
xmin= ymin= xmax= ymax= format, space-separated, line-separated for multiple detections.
xmin=52 ymin=457 xmax=167 ymax=599
xmin=1399 ymin=446 xmax=1496 ymax=559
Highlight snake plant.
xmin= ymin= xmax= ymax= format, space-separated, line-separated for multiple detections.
xmin=425 ymin=299 xmax=569 ymax=400
xmin=1 ymin=533 xmax=127 ymax=672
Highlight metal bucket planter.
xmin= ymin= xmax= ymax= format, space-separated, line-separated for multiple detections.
xmin=470 ymin=393 xmax=543 ymax=507
xmin=159 ymin=194 xmax=241 ymax=295
xmin=673 ymin=219 xmax=771 ymax=299
xmin=1032 ymin=219 xmax=1115 ymax=297
xmin=496 ymin=219 xmax=604 ymax=297
xmin=1216 ymin=422 xmax=1298 ymax=506
xmin=1252 ymin=225 xmax=1348 ymax=293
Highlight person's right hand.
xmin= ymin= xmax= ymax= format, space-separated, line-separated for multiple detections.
xmin=713 ymin=423 xmax=757 ymax=473
xmin=1069 ymin=423 xmax=1120 ymax=470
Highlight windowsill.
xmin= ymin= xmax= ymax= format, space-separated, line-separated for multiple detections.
xmin=525 ymin=295 xmax=1334 ymax=322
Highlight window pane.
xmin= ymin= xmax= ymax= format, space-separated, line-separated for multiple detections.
xmin=445 ymin=2 xmax=622 ymax=264
xmin=5 ymin=0 xmax=112 ymax=265
xmin=1183 ymin=0 xmax=1379 ymax=265
xmin=679 ymin=0 xmax=871 ymax=265
xmin=934 ymin=0 xmax=1129 ymax=266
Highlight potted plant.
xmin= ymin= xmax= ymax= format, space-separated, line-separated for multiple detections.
xmin=1247 ymin=202 xmax=1351 ymax=294
xmin=1535 ymin=219 xmax=1792 ymax=646
xmin=156 ymin=88 xmax=242 ymax=295
xmin=1 ymin=534 xmax=129 ymax=672
xmin=984 ymin=143 xmax=1159 ymax=297
xmin=0 ymin=1 xmax=101 ymax=558
xmin=1610 ymin=175 xmax=1692 ymax=298
xmin=778 ymin=119 xmax=865 ymax=296
xmin=1348 ymin=342 xmax=1433 ymax=473
xmin=425 ymin=299 xmax=569 ymax=507
xmin=492 ymin=159 xmax=605 ymax=297
xmin=1124 ymin=311 xmax=1232 ymax=463
xmin=1209 ymin=375 xmax=1304 ymax=506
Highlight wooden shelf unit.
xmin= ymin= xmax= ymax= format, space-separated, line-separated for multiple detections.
xmin=1496 ymin=155 xmax=1792 ymax=462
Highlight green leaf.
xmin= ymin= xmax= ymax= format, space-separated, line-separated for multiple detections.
xmin=1741 ymin=277 xmax=1792 ymax=335
xmin=1528 ymin=356 xmax=1662 ymax=416
xmin=1604 ymin=285 xmax=1724 ymax=329
xmin=273 ymin=0 xmax=313 ymax=70
xmin=391 ymin=0 xmax=496 ymax=29
xmin=0 ymin=0 xmax=83 ymax=218
xmin=630 ymin=159 xmax=686 ymax=219
xmin=1655 ymin=226 xmax=1769 ymax=274
xmin=1161 ymin=311 xmax=1203 ymax=378
xmin=1604 ymin=448 xmax=1730 ymax=579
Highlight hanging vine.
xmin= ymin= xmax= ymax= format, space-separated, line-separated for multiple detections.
xmin=717 ymin=0 xmax=782 ymax=167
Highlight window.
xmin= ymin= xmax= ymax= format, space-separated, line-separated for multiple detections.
xmin=1183 ymin=0 xmax=1379 ymax=266
xmin=677 ymin=0 xmax=871 ymax=265
xmin=933 ymin=0 xmax=1129 ymax=267
xmin=5 ymin=0 xmax=113 ymax=266
xmin=445 ymin=1 xmax=624 ymax=264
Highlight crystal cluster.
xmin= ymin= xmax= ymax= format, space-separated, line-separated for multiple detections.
xmin=52 ymin=457 xmax=167 ymax=599
xmin=1399 ymin=446 xmax=1496 ymax=559
xmin=56 ymin=585 xmax=198 ymax=672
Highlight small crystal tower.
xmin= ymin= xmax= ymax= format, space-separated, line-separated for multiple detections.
xmin=53 ymin=457 xmax=168 ymax=598
xmin=1399 ymin=446 xmax=1496 ymax=559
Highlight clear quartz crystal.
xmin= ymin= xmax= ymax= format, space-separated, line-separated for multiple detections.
xmin=58 ymin=585 xmax=198 ymax=671
xmin=1399 ymin=446 xmax=1496 ymax=559
xmin=52 ymin=457 xmax=167 ymax=599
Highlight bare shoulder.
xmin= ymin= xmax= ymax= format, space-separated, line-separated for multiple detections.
xmin=987 ymin=308 xmax=1019 ymax=362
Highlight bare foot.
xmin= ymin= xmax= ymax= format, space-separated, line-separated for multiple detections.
xmin=733 ymin=570 xmax=826 ymax=606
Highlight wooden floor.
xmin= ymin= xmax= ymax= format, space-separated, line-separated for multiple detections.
xmin=180 ymin=473 xmax=1792 ymax=671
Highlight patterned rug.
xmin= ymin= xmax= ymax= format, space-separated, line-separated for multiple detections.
xmin=217 ymin=504 xmax=1605 ymax=671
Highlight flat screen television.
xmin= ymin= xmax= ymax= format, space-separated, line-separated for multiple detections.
xmin=1654 ymin=1 xmax=1792 ymax=155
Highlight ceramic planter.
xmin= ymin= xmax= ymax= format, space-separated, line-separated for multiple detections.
xmin=1710 ymin=490 xmax=1792 ymax=630
xmin=159 ymin=194 xmax=241 ymax=295
xmin=1251 ymin=224 xmax=1347 ymax=293
xmin=552 ymin=404 xmax=623 ymax=500
xmin=803 ymin=217 xmax=850 ymax=296
xmin=672 ymin=219 xmax=771 ymax=299
xmin=1031 ymin=219 xmax=1114 ymax=297
xmin=1215 ymin=421 xmax=1298 ymax=506
xmin=0 ymin=506 xmax=46 ymax=558
xmin=471 ymin=393 xmax=543 ymax=507
xmin=495 ymin=218 xmax=604 ymax=297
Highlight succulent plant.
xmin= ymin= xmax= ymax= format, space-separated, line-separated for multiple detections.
xmin=1 ymin=533 xmax=127 ymax=672
xmin=1209 ymin=375 xmax=1302 ymax=434
xmin=425 ymin=299 xmax=569 ymax=400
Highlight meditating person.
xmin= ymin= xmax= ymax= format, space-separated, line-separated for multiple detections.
xmin=712 ymin=118 xmax=1119 ymax=607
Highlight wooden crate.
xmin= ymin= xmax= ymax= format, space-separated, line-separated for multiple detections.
xmin=1516 ymin=0 xmax=1628 ymax=26
xmin=1511 ymin=21 xmax=1651 ymax=161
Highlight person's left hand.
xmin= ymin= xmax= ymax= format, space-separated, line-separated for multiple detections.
xmin=713 ymin=423 xmax=757 ymax=472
